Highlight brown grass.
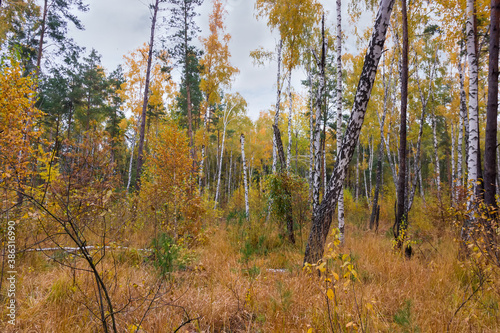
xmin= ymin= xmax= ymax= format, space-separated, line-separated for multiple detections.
xmin=1 ymin=197 xmax=500 ymax=332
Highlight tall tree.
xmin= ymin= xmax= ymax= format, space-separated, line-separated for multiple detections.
xmin=135 ymin=0 xmax=162 ymax=191
xmin=335 ymin=0 xmax=345 ymax=243
xmin=466 ymin=0 xmax=480 ymax=222
xmin=35 ymin=0 xmax=88 ymax=75
xmin=393 ymin=0 xmax=409 ymax=247
xmin=304 ymin=0 xmax=395 ymax=265
xmin=168 ymin=0 xmax=203 ymax=162
xmin=484 ymin=0 xmax=500 ymax=211
xmin=199 ymin=0 xmax=239 ymax=189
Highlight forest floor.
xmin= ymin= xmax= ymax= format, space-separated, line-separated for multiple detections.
xmin=1 ymin=199 xmax=500 ymax=332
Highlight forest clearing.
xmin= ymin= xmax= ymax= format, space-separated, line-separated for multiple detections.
xmin=1 ymin=0 xmax=500 ymax=332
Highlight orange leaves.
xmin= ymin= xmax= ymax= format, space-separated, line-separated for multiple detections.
xmin=0 ymin=57 xmax=44 ymax=192
xmin=139 ymin=121 xmax=204 ymax=237
xmin=199 ymin=0 xmax=239 ymax=107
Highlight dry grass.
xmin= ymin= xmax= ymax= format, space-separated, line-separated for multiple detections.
xmin=1 ymin=197 xmax=500 ymax=332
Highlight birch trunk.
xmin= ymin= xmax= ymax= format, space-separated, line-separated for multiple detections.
xmin=466 ymin=0 xmax=479 ymax=209
xmin=458 ymin=51 xmax=470 ymax=183
xmin=308 ymin=67 xmax=314 ymax=201
xmin=214 ymin=131 xmax=225 ymax=209
xmin=432 ymin=111 xmax=441 ymax=196
xmin=336 ymin=0 xmax=345 ymax=243
xmin=272 ymin=39 xmax=283 ymax=174
xmin=241 ymin=134 xmax=249 ymax=220
xmin=304 ymin=0 xmax=395 ymax=264
xmin=355 ymin=146 xmax=360 ymax=201
xmin=312 ymin=16 xmax=327 ymax=218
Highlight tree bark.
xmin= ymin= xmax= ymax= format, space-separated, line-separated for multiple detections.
xmin=286 ymin=70 xmax=293 ymax=171
xmin=466 ymin=0 xmax=480 ymax=210
xmin=336 ymin=0 xmax=345 ymax=243
xmin=36 ymin=0 xmax=48 ymax=76
xmin=272 ymin=39 xmax=283 ymax=174
xmin=484 ymin=0 xmax=500 ymax=210
xmin=303 ymin=0 xmax=395 ymax=265
xmin=394 ymin=0 xmax=409 ymax=245
xmin=135 ymin=0 xmax=160 ymax=191
xmin=312 ymin=16 xmax=326 ymax=218
xmin=241 ymin=134 xmax=249 ymax=220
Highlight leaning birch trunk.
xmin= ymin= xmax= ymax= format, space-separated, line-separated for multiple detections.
xmin=286 ymin=71 xmax=293 ymax=171
xmin=312 ymin=16 xmax=327 ymax=218
xmin=466 ymin=0 xmax=479 ymax=215
xmin=356 ymin=146 xmax=360 ymax=201
xmin=304 ymin=0 xmax=395 ymax=265
xmin=272 ymin=39 xmax=283 ymax=174
xmin=241 ymin=134 xmax=249 ymax=220
xmin=336 ymin=0 xmax=345 ymax=243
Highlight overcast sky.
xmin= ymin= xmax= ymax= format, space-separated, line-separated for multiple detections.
xmin=69 ymin=0 xmax=366 ymax=120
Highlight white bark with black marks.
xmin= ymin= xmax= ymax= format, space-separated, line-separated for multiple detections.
xmin=241 ymin=134 xmax=249 ymax=220
xmin=304 ymin=0 xmax=395 ymax=265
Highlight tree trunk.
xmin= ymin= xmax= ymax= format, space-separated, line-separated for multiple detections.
xmin=127 ymin=129 xmax=137 ymax=193
xmin=303 ymin=0 xmax=395 ymax=265
xmin=227 ymin=151 xmax=233 ymax=200
xmin=135 ymin=0 xmax=160 ymax=191
xmin=241 ymin=134 xmax=250 ymax=220
xmin=432 ymin=110 xmax=441 ymax=196
xmin=308 ymin=67 xmax=314 ymax=202
xmin=36 ymin=0 xmax=48 ymax=76
xmin=312 ymin=16 xmax=326 ymax=218
xmin=336 ymin=0 xmax=345 ymax=243
xmin=287 ymin=70 xmax=293 ymax=171
xmin=484 ymin=0 xmax=500 ymax=210
xmin=272 ymin=39 xmax=283 ymax=174
xmin=466 ymin=0 xmax=480 ymax=210
xmin=451 ymin=124 xmax=456 ymax=205
xmin=394 ymin=0 xmax=409 ymax=245
xmin=214 ymin=128 xmax=226 ymax=209
xmin=457 ymin=51 xmax=465 ymax=190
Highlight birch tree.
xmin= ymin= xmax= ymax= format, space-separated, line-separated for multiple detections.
xmin=214 ymin=93 xmax=246 ymax=209
xmin=304 ymin=0 xmax=395 ymax=265
xmin=335 ymin=0 xmax=346 ymax=243
xmin=241 ymin=134 xmax=250 ymax=219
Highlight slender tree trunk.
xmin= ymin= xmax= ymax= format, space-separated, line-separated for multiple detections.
xmin=355 ymin=146 xmax=360 ymax=201
xmin=127 ymin=130 xmax=137 ymax=193
xmin=304 ymin=0 xmax=395 ymax=265
xmin=457 ymin=52 xmax=465 ymax=190
xmin=287 ymin=71 xmax=293 ymax=171
xmin=484 ymin=0 xmax=500 ymax=210
xmin=272 ymin=39 xmax=283 ymax=174
xmin=312 ymin=16 xmax=326 ymax=218
xmin=394 ymin=0 xmax=409 ymax=245
xmin=135 ymin=0 xmax=160 ymax=191
xmin=432 ymin=110 xmax=441 ymax=196
xmin=227 ymin=151 xmax=233 ymax=200
xmin=309 ymin=67 xmax=314 ymax=201
xmin=336 ymin=0 xmax=345 ymax=243
xmin=459 ymin=50 xmax=470 ymax=184
xmin=241 ymin=134 xmax=249 ymax=220
xmin=214 ymin=128 xmax=226 ymax=209
xmin=36 ymin=0 xmax=48 ymax=76
xmin=451 ymin=124 xmax=456 ymax=205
